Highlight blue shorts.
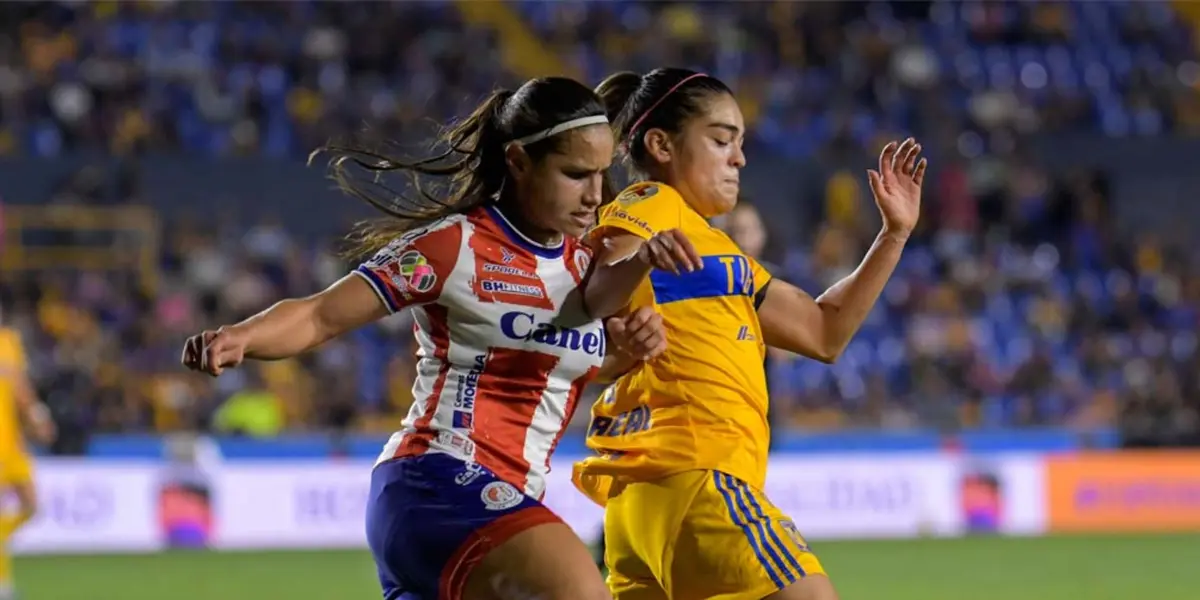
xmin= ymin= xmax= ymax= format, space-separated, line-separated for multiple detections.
xmin=366 ymin=453 xmax=562 ymax=600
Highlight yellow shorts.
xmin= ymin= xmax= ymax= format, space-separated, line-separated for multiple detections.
xmin=603 ymin=469 xmax=825 ymax=600
xmin=0 ymin=451 xmax=33 ymax=486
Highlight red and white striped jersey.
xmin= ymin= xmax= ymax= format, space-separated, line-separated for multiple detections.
xmin=355 ymin=204 xmax=603 ymax=500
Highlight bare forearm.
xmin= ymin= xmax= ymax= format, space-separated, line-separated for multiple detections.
xmin=230 ymin=298 xmax=330 ymax=360
xmin=584 ymin=259 xmax=652 ymax=319
xmin=815 ymin=230 xmax=907 ymax=352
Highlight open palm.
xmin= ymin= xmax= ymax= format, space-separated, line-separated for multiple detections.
xmin=866 ymin=138 xmax=926 ymax=237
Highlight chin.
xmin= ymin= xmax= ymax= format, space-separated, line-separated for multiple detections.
xmin=560 ymin=223 xmax=589 ymax=240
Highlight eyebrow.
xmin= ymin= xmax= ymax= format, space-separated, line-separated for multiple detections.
xmin=708 ymin=122 xmax=742 ymax=136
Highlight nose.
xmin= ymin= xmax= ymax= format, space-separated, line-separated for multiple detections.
xmin=581 ymin=173 xmax=604 ymax=208
xmin=732 ymin=145 xmax=746 ymax=169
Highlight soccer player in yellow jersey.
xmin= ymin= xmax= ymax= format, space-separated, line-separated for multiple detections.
xmin=0 ymin=314 xmax=55 ymax=599
xmin=575 ymin=68 xmax=927 ymax=600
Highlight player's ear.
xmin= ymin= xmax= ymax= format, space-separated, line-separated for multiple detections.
xmin=504 ymin=143 xmax=533 ymax=181
xmin=643 ymin=128 xmax=673 ymax=165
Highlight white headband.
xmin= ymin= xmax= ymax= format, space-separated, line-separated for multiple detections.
xmin=509 ymin=115 xmax=609 ymax=146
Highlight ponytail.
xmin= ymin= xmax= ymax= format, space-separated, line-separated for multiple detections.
xmin=313 ymin=89 xmax=515 ymax=258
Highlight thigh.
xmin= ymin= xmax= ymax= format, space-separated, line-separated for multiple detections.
xmin=602 ymin=473 xmax=704 ymax=600
xmin=463 ymin=520 xmax=609 ymax=600
xmin=668 ymin=471 xmax=827 ymax=600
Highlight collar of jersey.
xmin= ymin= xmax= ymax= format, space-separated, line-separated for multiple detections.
xmin=485 ymin=204 xmax=565 ymax=259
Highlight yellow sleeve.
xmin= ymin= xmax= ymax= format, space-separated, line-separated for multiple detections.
xmin=749 ymin=257 xmax=773 ymax=309
xmin=591 ymin=182 xmax=683 ymax=242
xmin=749 ymin=256 xmax=773 ymax=290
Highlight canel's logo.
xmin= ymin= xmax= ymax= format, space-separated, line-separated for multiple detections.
xmin=500 ymin=312 xmax=605 ymax=357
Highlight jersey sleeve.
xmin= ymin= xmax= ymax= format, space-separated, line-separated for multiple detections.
xmin=591 ymin=182 xmax=683 ymax=243
xmin=749 ymin=257 xmax=773 ymax=310
xmin=352 ymin=220 xmax=462 ymax=313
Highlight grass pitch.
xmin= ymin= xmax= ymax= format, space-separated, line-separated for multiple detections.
xmin=17 ymin=534 xmax=1199 ymax=599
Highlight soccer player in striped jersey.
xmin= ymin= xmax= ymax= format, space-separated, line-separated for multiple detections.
xmin=182 ymin=76 xmax=699 ymax=600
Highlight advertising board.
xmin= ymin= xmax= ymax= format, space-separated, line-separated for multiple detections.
xmin=1045 ymin=451 xmax=1200 ymax=533
xmin=9 ymin=453 xmax=1051 ymax=553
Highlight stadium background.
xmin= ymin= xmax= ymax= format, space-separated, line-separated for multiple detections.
xmin=2 ymin=1 xmax=1200 ymax=598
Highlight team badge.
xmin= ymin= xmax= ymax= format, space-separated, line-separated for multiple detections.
xmin=398 ymin=250 xmax=437 ymax=293
xmin=500 ymin=247 xmax=517 ymax=264
xmin=574 ymin=248 xmax=591 ymax=276
xmin=480 ymin=481 xmax=523 ymax=511
xmin=618 ymin=183 xmax=659 ymax=206
xmin=777 ymin=519 xmax=811 ymax=552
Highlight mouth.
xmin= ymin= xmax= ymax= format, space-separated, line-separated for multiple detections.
xmin=570 ymin=212 xmax=595 ymax=228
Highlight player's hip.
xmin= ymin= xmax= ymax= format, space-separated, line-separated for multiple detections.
xmin=367 ymin=453 xmax=563 ymax=600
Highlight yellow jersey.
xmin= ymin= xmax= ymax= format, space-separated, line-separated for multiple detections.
xmin=573 ymin=181 xmax=773 ymax=506
xmin=0 ymin=327 xmax=27 ymax=451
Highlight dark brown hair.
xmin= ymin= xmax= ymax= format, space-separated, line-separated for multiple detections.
xmin=596 ymin=68 xmax=732 ymax=175
xmin=314 ymin=77 xmax=606 ymax=257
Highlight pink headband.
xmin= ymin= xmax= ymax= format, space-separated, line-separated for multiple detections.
xmin=622 ymin=72 xmax=709 ymax=153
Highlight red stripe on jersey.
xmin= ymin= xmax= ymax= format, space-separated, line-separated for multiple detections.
xmin=394 ymin=303 xmax=452 ymax=458
xmin=470 ymin=348 xmax=561 ymax=490
xmin=543 ymin=366 xmax=598 ymax=483
xmin=467 ymin=211 xmax=555 ymax=310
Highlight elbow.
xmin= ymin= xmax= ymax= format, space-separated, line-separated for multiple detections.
xmin=809 ymin=343 xmax=844 ymax=365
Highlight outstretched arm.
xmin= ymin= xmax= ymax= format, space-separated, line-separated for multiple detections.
xmin=183 ymin=221 xmax=461 ymax=377
xmin=758 ymin=232 xmax=907 ymax=363
xmin=758 ymin=138 xmax=926 ymax=363
xmin=183 ymin=275 xmax=389 ymax=375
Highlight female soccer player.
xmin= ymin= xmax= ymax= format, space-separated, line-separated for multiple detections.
xmin=181 ymin=76 xmax=700 ymax=600
xmin=575 ymin=68 xmax=927 ymax=600
xmin=0 ymin=313 xmax=56 ymax=600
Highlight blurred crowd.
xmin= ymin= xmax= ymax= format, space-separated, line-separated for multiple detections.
xmin=2 ymin=2 xmax=1198 ymax=159
xmin=1 ymin=1 xmax=1198 ymax=449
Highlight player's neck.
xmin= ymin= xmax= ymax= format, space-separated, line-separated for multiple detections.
xmin=492 ymin=200 xmax=563 ymax=249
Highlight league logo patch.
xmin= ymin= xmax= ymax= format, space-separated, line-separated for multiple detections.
xmin=777 ymin=519 xmax=811 ymax=552
xmin=481 ymin=481 xmax=523 ymax=511
xmin=618 ymin=183 xmax=659 ymax=206
xmin=398 ymin=250 xmax=437 ymax=293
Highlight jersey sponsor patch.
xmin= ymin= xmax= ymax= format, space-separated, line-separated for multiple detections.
xmin=480 ymin=481 xmax=523 ymax=511
xmin=398 ymin=250 xmax=438 ymax=293
xmin=480 ymin=279 xmax=545 ymax=298
xmin=499 ymin=311 xmax=606 ymax=357
xmin=482 ymin=262 xmax=536 ymax=278
xmin=618 ymin=183 xmax=659 ymax=206
xmin=606 ymin=209 xmax=654 ymax=235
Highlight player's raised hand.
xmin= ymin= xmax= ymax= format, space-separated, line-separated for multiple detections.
xmin=181 ymin=326 xmax=248 ymax=377
xmin=637 ymin=228 xmax=703 ymax=275
xmin=867 ymin=137 xmax=926 ymax=238
xmin=606 ymin=307 xmax=667 ymax=361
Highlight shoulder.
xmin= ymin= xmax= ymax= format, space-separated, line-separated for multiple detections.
xmin=594 ymin=182 xmax=685 ymax=240
xmin=362 ymin=214 xmax=467 ymax=269
xmin=611 ymin=181 xmax=684 ymax=210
